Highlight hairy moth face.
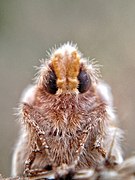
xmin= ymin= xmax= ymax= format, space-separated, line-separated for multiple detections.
xmin=37 ymin=43 xmax=100 ymax=97
xmin=22 ymin=42 xmax=112 ymax=114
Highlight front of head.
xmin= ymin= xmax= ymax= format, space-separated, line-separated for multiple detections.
xmin=38 ymin=43 xmax=99 ymax=97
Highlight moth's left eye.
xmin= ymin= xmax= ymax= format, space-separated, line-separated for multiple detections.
xmin=77 ymin=70 xmax=91 ymax=93
xmin=46 ymin=70 xmax=58 ymax=94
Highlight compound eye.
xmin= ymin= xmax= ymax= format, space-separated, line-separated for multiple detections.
xmin=78 ymin=70 xmax=91 ymax=93
xmin=46 ymin=70 xmax=58 ymax=94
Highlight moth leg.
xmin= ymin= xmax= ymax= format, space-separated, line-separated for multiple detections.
xmin=24 ymin=149 xmax=52 ymax=176
xmin=22 ymin=103 xmax=51 ymax=157
xmin=72 ymin=129 xmax=90 ymax=168
xmin=58 ymin=129 xmax=90 ymax=179
xmin=92 ymin=134 xmax=106 ymax=158
xmin=22 ymin=103 xmax=53 ymax=176
xmin=24 ymin=146 xmax=37 ymax=176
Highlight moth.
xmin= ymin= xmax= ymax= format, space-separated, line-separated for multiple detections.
xmin=11 ymin=43 xmax=123 ymax=177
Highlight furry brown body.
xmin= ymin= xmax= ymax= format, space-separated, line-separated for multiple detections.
xmin=12 ymin=43 xmax=123 ymax=177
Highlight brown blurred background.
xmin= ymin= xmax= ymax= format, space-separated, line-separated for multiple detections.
xmin=0 ymin=0 xmax=135 ymax=177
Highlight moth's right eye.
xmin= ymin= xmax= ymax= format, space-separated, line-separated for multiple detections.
xmin=46 ymin=70 xmax=58 ymax=94
xmin=77 ymin=70 xmax=91 ymax=93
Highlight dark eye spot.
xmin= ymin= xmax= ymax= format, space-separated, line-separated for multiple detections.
xmin=46 ymin=70 xmax=58 ymax=94
xmin=78 ymin=70 xmax=91 ymax=93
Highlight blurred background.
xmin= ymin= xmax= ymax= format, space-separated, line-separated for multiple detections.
xmin=0 ymin=0 xmax=135 ymax=177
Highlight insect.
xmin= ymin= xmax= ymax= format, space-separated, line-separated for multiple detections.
xmin=11 ymin=42 xmax=123 ymax=177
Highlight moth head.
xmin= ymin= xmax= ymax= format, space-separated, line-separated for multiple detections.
xmin=45 ymin=66 xmax=91 ymax=95
xmin=40 ymin=43 xmax=99 ymax=95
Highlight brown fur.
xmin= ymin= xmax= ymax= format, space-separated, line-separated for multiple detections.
xmin=11 ymin=43 xmax=123 ymax=177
